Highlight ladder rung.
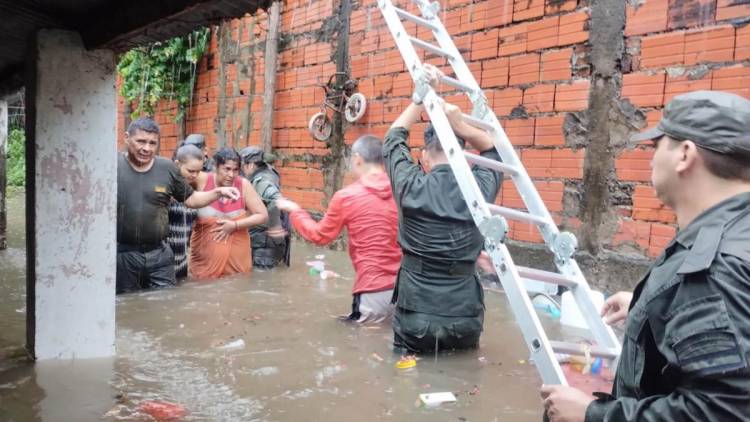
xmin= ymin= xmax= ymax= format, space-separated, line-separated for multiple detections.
xmin=394 ymin=7 xmax=440 ymax=32
xmin=438 ymin=74 xmax=475 ymax=93
xmin=488 ymin=204 xmax=549 ymax=226
xmin=461 ymin=114 xmax=494 ymax=131
xmin=464 ymin=152 xmax=518 ymax=176
xmin=517 ymin=266 xmax=578 ymax=288
xmin=409 ymin=37 xmax=454 ymax=59
xmin=550 ymin=341 xmax=619 ymax=360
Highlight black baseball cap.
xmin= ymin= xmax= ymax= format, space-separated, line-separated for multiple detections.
xmin=424 ymin=123 xmax=466 ymax=149
xmin=630 ymin=90 xmax=750 ymax=158
xmin=239 ymin=146 xmax=265 ymax=163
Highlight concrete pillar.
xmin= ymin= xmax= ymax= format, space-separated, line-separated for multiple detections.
xmin=0 ymin=99 xmax=7 ymax=250
xmin=26 ymin=29 xmax=116 ymax=360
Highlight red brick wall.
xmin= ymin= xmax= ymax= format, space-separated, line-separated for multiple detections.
xmin=617 ymin=0 xmax=749 ymax=256
xmin=118 ymin=0 xmax=750 ymax=259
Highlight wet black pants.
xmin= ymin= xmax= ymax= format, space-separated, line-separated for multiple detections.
xmin=392 ymin=307 xmax=484 ymax=354
xmin=251 ymin=233 xmax=290 ymax=269
xmin=116 ymin=243 xmax=176 ymax=294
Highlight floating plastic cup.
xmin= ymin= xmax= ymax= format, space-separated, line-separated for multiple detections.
xmin=560 ymin=290 xmax=605 ymax=330
xmin=307 ymin=260 xmax=325 ymax=275
xmin=532 ymin=295 xmax=561 ymax=319
xmin=591 ymin=357 xmax=603 ymax=375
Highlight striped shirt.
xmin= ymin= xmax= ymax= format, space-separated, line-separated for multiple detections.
xmin=167 ymin=201 xmax=197 ymax=278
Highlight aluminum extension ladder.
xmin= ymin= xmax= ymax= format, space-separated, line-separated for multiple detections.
xmin=377 ymin=0 xmax=621 ymax=385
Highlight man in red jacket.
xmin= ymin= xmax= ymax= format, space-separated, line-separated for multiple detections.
xmin=277 ymin=135 xmax=402 ymax=323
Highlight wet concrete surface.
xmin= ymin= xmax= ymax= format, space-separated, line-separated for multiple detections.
xmin=0 ymin=191 xmax=597 ymax=421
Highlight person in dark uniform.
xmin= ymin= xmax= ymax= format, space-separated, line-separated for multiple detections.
xmin=239 ymin=146 xmax=290 ymax=268
xmin=117 ymin=118 xmax=239 ymax=294
xmin=184 ymin=133 xmax=214 ymax=172
xmin=541 ymin=91 xmax=750 ymax=421
xmin=383 ymin=64 xmax=503 ymax=353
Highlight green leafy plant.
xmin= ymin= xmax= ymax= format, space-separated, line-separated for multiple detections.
xmin=117 ymin=28 xmax=211 ymax=122
xmin=7 ymin=129 xmax=25 ymax=187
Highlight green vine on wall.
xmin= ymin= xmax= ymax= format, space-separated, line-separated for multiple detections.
xmin=117 ymin=27 xmax=211 ymax=122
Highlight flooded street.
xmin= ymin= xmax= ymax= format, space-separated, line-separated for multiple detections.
xmin=0 ymin=191 xmax=574 ymax=421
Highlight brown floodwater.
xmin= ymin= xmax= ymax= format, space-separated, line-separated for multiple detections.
xmin=0 ymin=190 xmax=596 ymax=421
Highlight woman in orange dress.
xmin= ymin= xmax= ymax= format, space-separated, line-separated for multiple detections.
xmin=190 ymin=148 xmax=268 ymax=278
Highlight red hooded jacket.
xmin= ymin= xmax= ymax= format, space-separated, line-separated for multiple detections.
xmin=289 ymin=171 xmax=401 ymax=294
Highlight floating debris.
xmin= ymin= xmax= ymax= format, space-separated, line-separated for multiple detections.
xmin=396 ymin=356 xmax=417 ymax=369
xmin=306 ymin=260 xmax=325 ymax=275
xmin=138 ymin=400 xmax=187 ymax=421
xmin=418 ymin=392 xmax=457 ymax=407
xmin=371 ymin=352 xmax=384 ymax=362
xmin=249 ymin=366 xmax=280 ymax=377
xmin=320 ymin=270 xmax=340 ymax=280
xmin=216 ymin=339 xmax=246 ymax=351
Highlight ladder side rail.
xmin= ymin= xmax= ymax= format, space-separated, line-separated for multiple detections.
xmin=379 ymin=0 xmax=430 ymax=91
xmin=559 ymin=261 xmax=621 ymax=351
xmin=488 ymin=244 xmax=568 ymax=385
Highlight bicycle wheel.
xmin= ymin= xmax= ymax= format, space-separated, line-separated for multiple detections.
xmin=308 ymin=112 xmax=333 ymax=141
xmin=344 ymin=93 xmax=367 ymax=123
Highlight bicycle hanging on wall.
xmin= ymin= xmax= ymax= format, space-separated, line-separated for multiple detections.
xmin=308 ymin=72 xmax=367 ymax=141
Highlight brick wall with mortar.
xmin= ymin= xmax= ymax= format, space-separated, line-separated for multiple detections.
xmin=117 ymin=0 xmax=750 ymax=291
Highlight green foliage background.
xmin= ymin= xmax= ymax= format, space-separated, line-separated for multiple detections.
xmin=117 ymin=28 xmax=211 ymax=122
xmin=3 ymin=29 xmax=212 ymax=188
xmin=7 ymin=129 xmax=25 ymax=187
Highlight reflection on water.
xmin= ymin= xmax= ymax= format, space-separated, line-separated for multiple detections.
xmin=0 ymin=190 xmax=26 ymax=362
xmin=0 ymin=191 xmax=564 ymax=421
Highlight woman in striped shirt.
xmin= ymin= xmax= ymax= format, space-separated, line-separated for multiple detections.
xmin=167 ymin=144 xmax=203 ymax=279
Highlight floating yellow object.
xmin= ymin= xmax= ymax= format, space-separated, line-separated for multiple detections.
xmin=396 ymin=357 xmax=417 ymax=369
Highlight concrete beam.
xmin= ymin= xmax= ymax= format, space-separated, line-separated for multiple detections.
xmin=26 ymin=29 xmax=116 ymax=360
xmin=79 ymin=0 xmax=271 ymax=51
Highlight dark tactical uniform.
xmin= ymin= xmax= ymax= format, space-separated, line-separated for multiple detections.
xmin=383 ymin=127 xmax=503 ymax=353
xmin=587 ymin=193 xmax=750 ymax=421
xmin=248 ymin=166 xmax=290 ymax=268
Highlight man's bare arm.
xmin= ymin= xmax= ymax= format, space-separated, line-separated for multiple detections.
xmin=443 ymin=102 xmax=494 ymax=152
xmin=391 ymin=102 xmax=424 ymax=131
xmin=184 ymin=186 xmax=239 ymax=209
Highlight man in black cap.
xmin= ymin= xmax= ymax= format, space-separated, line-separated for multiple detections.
xmin=541 ymin=90 xmax=750 ymax=421
xmin=240 ymin=146 xmax=290 ymax=268
xmin=184 ymin=133 xmax=213 ymax=171
xmin=383 ymin=64 xmax=503 ymax=353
